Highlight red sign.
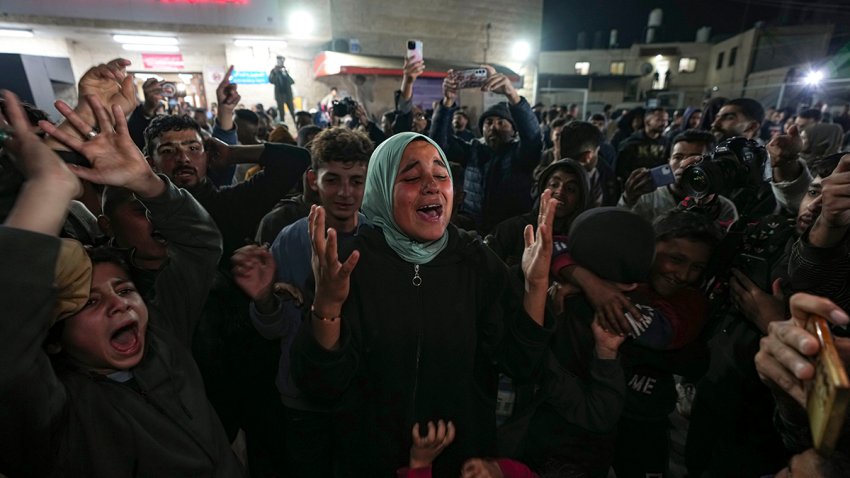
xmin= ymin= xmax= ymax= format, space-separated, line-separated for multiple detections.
xmin=160 ymin=0 xmax=248 ymax=4
xmin=142 ymin=54 xmax=185 ymax=70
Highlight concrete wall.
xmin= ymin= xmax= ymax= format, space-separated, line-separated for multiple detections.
xmin=328 ymin=0 xmax=543 ymax=72
xmin=706 ymin=29 xmax=757 ymax=98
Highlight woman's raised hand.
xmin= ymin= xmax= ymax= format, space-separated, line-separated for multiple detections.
xmin=309 ymin=205 xmax=360 ymax=318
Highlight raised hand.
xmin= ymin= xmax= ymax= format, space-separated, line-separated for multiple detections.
xmin=39 ymin=95 xmax=164 ymax=199
xmin=755 ymin=293 xmax=850 ymax=406
xmin=521 ymin=189 xmax=558 ymax=324
xmin=309 ymin=204 xmax=360 ymax=319
xmin=0 ymin=89 xmax=80 ymax=234
xmin=767 ymin=123 xmax=802 ymax=168
xmin=78 ymin=58 xmax=136 ymax=119
xmin=232 ymin=244 xmax=276 ymax=304
xmin=441 ymin=69 xmax=459 ymax=107
xmin=216 ymin=65 xmax=240 ymax=131
xmin=0 ymin=91 xmax=79 ymax=190
xmin=810 ymin=154 xmax=850 ymax=248
xmin=480 ymin=64 xmax=520 ymax=105
xmin=403 ymin=58 xmax=426 ymax=83
xmin=409 ymin=420 xmax=456 ymax=469
xmin=622 ymin=168 xmax=655 ymax=206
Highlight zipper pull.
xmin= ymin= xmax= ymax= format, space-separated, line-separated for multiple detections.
xmin=412 ymin=264 xmax=422 ymax=287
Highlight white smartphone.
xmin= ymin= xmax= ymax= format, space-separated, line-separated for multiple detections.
xmin=406 ymin=40 xmax=423 ymax=63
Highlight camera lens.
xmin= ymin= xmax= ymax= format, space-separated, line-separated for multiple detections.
xmin=407 ymin=41 xmax=416 ymax=49
xmin=683 ymin=167 xmax=710 ymax=197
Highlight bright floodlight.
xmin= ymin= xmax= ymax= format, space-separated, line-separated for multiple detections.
xmin=804 ymin=70 xmax=824 ymax=86
xmin=512 ymin=41 xmax=531 ymax=61
xmin=288 ymin=11 xmax=315 ymax=36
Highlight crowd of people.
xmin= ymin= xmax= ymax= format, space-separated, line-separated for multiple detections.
xmin=1 ymin=54 xmax=850 ymax=478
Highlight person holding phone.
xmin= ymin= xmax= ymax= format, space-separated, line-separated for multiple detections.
xmin=431 ymin=65 xmax=543 ymax=234
xmin=619 ymin=129 xmax=738 ymax=228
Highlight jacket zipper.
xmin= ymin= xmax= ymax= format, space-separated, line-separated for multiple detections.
xmin=410 ymin=264 xmax=423 ymax=425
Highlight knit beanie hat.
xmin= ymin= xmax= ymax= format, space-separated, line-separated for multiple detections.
xmin=478 ymin=102 xmax=516 ymax=132
xmin=568 ymin=207 xmax=655 ymax=284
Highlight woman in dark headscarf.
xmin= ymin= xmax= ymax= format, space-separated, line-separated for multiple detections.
xmin=291 ymin=132 xmax=556 ymax=477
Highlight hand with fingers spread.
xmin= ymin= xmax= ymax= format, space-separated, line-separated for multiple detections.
xmin=216 ymin=65 xmax=240 ymax=131
xmin=729 ymin=269 xmax=785 ymax=333
xmin=232 ymin=244 xmax=277 ymax=312
xmin=308 ymin=205 xmax=360 ymax=349
xmin=522 ymin=189 xmax=558 ymax=325
xmin=461 ymin=458 xmax=504 ymax=478
xmin=480 ymin=65 xmax=520 ymax=105
xmin=409 ymin=419 xmax=456 ymax=469
xmin=755 ymin=292 xmax=850 ymax=407
xmin=39 ymin=95 xmax=164 ymax=199
xmin=622 ymin=168 xmax=655 ymax=207
xmin=0 ymin=89 xmax=81 ymax=234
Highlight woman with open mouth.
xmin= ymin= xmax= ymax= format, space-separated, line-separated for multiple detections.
xmin=291 ymin=132 xmax=558 ymax=477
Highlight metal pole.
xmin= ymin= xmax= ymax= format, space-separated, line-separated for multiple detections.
xmin=776 ymin=83 xmax=786 ymax=109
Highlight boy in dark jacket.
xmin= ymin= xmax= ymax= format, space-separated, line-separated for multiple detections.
xmin=0 ymin=91 xmax=241 ymax=477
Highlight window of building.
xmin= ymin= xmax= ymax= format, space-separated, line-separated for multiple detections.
xmin=678 ymin=57 xmax=697 ymax=73
xmin=610 ymin=61 xmax=625 ymax=75
xmin=716 ymin=51 xmax=725 ymax=70
xmin=575 ymin=62 xmax=590 ymax=75
xmin=728 ymin=47 xmax=738 ymax=67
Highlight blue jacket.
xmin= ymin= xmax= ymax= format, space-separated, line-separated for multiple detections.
xmin=431 ymin=98 xmax=543 ymax=233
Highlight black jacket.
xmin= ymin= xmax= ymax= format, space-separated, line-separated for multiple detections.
xmin=0 ymin=180 xmax=242 ymax=477
xmin=188 ymin=142 xmax=310 ymax=259
xmin=291 ymin=225 xmax=553 ymax=478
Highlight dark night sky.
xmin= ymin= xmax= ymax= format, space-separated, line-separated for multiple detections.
xmin=540 ymin=0 xmax=849 ymax=51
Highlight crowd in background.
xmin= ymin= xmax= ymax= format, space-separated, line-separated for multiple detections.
xmin=1 ymin=55 xmax=850 ymax=478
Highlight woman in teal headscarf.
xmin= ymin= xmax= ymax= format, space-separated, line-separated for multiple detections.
xmin=291 ymin=132 xmax=557 ymax=477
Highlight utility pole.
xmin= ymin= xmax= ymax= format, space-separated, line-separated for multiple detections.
xmin=483 ymin=23 xmax=491 ymax=64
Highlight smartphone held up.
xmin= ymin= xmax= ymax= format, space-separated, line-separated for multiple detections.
xmin=406 ymin=40 xmax=423 ymax=64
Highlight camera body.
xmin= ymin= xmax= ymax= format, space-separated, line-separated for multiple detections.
xmin=332 ymin=97 xmax=357 ymax=117
xmin=682 ymin=137 xmax=767 ymax=198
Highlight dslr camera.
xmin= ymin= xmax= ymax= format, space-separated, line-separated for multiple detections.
xmin=682 ymin=137 xmax=768 ymax=198
xmin=332 ymin=97 xmax=357 ymax=117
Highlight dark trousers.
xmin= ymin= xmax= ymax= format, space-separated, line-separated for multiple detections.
xmin=275 ymin=93 xmax=296 ymax=125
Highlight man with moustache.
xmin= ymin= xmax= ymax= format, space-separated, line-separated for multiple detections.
xmin=616 ymin=108 xmax=669 ymax=180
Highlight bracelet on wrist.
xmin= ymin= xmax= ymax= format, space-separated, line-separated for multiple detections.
xmin=311 ymin=305 xmax=340 ymax=322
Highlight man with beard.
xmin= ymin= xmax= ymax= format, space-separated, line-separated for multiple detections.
xmin=711 ymin=98 xmax=811 ymax=216
xmin=431 ymin=65 xmax=543 ymax=233
xmin=143 ymin=114 xmax=309 ymax=476
xmin=452 ymin=110 xmax=476 ymax=141
xmin=616 ymin=108 xmax=669 ymax=180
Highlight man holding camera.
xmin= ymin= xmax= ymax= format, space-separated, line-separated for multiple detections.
xmin=619 ymin=129 xmax=738 ymax=227
xmin=431 ymin=65 xmax=542 ymax=233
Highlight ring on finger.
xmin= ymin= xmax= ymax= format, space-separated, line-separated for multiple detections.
xmin=85 ymin=129 xmax=98 ymax=140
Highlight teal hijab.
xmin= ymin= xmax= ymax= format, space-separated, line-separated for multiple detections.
xmin=361 ymin=132 xmax=453 ymax=265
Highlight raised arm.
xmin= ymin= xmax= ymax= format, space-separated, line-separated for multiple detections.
xmin=0 ymin=90 xmax=82 ymax=476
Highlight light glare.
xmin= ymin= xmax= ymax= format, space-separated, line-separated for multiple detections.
xmin=512 ymin=41 xmax=531 ymax=61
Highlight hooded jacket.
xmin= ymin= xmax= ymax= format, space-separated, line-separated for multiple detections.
xmin=486 ymin=159 xmax=590 ymax=266
xmin=291 ymin=224 xmax=554 ymax=478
